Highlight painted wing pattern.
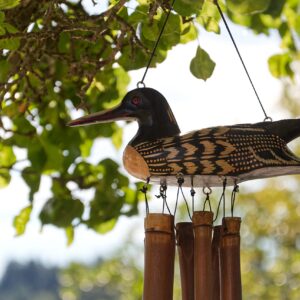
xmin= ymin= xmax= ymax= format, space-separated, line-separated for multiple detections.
xmin=134 ymin=125 xmax=300 ymax=177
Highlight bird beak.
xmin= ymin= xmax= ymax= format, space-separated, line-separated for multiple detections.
xmin=68 ymin=104 xmax=131 ymax=127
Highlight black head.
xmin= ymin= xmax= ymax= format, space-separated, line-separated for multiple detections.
xmin=68 ymin=88 xmax=181 ymax=145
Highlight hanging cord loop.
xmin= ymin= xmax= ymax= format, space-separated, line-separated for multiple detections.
xmin=202 ymin=187 xmax=212 ymax=212
xmin=213 ymin=178 xmax=227 ymax=222
xmin=140 ymin=177 xmax=150 ymax=214
xmin=230 ymin=182 xmax=239 ymax=217
xmin=174 ymin=173 xmax=192 ymax=220
xmin=138 ymin=0 xmax=176 ymax=87
xmin=156 ymin=182 xmax=172 ymax=215
xmin=214 ymin=0 xmax=271 ymax=122
xmin=190 ymin=177 xmax=196 ymax=213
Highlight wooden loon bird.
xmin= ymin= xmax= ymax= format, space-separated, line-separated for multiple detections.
xmin=68 ymin=88 xmax=300 ymax=187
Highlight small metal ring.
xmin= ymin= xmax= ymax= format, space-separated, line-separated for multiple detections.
xmin=264 ymin=116 xmax=273 ymax=122
xmin=137 ymin=81 xmax=146 ymax=88
xmin=203 ymin=186 xmax=212 ymax=195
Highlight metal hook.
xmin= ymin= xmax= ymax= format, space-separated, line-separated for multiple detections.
xmin=202 ymin=186 xmax=212 ymax=212
xmin=137 ymin=81 xmax=146 ymax=89
xmin=264 ymin=116 xmax=273 ymax=122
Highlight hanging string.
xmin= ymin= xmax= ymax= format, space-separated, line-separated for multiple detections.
xmin=190 ymin=177 xmax=195 ymax=212
xmin=213 ymin=178 xmax=227 ymax=222
xmin=174 ymin=183 xmax=180 ymax=216
xmin=214 ymin=0 xmax=271 ymax=121
xmin=140 ymin=177 xmax=150 ymax=214
xmin=230 ymin=182 xmax=239 ymax=217
xmin=137 ymin=0 xmax=176 ymax=87
xmin=156 ymin=183 xmax=172 ymax=214
xmin=175 ymin=174 xmax=193 ymax=220
xmin=202 ymin=187 xmax=212 ymax=212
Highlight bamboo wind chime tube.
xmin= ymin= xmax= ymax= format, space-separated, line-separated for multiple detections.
xmin=192 ymin=211 xmax=214 ymax=300
xmin=212 ymin=225 xmax=222 ymax=300
xmin=220 ymin=217 xmax=242 ymax=300
xmin=143 ymin=213 xmax=175 ymax=300
xmin=176 ymin=222 xmax=194 ymax=300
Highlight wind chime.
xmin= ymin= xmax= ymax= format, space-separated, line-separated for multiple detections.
xmin=69 ymin=1 xmax=300 ymax=299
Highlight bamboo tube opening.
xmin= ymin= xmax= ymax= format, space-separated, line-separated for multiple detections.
xmin=143 ymin=213 xmax=175 ymax=300
xmin=193 ymin=211 xmax=214 ymax=300
xmin=176 ymin=222 xmax=194 ymax=300
xmin=220 ymin=217 xmax=242 ymax=300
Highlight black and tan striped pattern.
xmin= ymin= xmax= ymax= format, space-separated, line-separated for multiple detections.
xmin=134 ymin=125 xmax=300 ymax=178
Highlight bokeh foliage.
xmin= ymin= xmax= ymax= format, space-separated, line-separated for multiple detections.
xmin=0 ymin=0 xmax=299 ymax=242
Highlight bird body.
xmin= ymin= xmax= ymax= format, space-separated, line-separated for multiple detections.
xmin=69 ymin=88 xmax=300 ymax=187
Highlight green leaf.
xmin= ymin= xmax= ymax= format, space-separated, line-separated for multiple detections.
xmin=4 ymin=22 xmax=18 ymax=33
xmin=0 ymin=25 xmax=5 ymax=35
xmin=0 ymin=0 xmax=20 ymax=10
xmin=0 ymin=60 xmax=11 ymax=83
xmin=197 ymin=2 xmax=221 ymax=33
xmin=180 ymin=22 xmax=198 ymax=44
xmin=197 ymin=16 xmax=220 ymax=33
xmin=40 ymin=136 xmax=63 ymax=172
xmin=268 ymin=53 xmax=294 ymax=78
xmin=79 ymin=138 xmax=93 ymax=158
xmin=141 ymin=20 xmax=160 ymax=42
xmin=13 ymin=205 xmax=32 ymax=236
xmin=160 ymin=13 xmax=181 ymax=49
xmin=1 ymin=22 xmax=20 ymax=50
xmin=21 ymin=167 xmax=41 ymax=201
xmin=58 ymin=32 xmax=71 ymax=53
xmin=173 ymin=0 xmax=204 ymax=16
xmin=111 ymin=127 xmax=123 ymax=149
xmin=0 ymin=169 xmax=11 ymax=188
xmin=226 ymin=0 xmax=271 ymax=15
xmin=39 ymin=197 xmax=84 ymax=228
xmin=28 ymin=141 xmax=47 ymax=171
xmin=190 ymin=46 xmax=216 ymax=80
xmin=65 ymin=226 xmax=74 ymax=246
xmin=93 ymin=218 xmax=117 ymax=234
xmin=0 ymin=11 xmax=5 ymax=23
xmin=118 ymin=45 xmax=148 ymax=71
xmin=0 ymin=144 xmax=16 ymax=167
xmin=264 ymin=0 xmax=285 ymax=17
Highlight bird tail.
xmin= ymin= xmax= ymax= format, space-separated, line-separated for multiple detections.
xmin=262 ymin=119 xmax=300 ymax=143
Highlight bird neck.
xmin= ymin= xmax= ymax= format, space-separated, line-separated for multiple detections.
xmin=130 ymin=107 xmax=181 ymax=146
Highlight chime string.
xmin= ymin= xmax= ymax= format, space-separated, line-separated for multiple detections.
xmin=140 ymin=178 xmax=150 ymax=214
xmin=157 ymin=184 xmax=172 ymax=215
xmin=190 ymin=176 xmax=195 ymax=212
xmin=138 ymin=0 xmax=176 ymax=86
xmin=213 ymin=178 xmax=227 ymax=222
xmin=214 ymin=0 xmax=270 ymax=121
xmin=230 ymin=183 xmax=239 ymax=217
xmin=203 ymin=192 xmax=212 ymax=212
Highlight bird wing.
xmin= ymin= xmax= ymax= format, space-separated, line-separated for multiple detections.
xmin=135 ymin=124 xmax=300 ymax=178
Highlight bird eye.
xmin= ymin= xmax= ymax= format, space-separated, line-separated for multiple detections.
xmin=131 ymin=97 xmax=141 ymax=106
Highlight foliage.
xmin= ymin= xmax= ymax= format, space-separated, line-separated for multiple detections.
xmin=236 ymin=181 xmax=300 ymax=298
xmin=60 ymin=258 xmax=144 ymax=300
xmin=0 ymin=0 xmax=299 ymax=240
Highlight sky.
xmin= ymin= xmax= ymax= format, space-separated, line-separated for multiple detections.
xmin=0 ymin=5 xmax=287 ymax=277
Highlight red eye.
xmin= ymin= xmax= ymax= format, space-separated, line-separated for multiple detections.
xmin=131 ymin=97 xmax=141 ymax=106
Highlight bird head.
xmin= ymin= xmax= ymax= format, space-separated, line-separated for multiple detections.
xmin=68 ymin=88 xmax=181 ymax=143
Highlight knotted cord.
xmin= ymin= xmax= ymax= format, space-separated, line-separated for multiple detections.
xmin=140 ymin=177 xmax=150 ymax=214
